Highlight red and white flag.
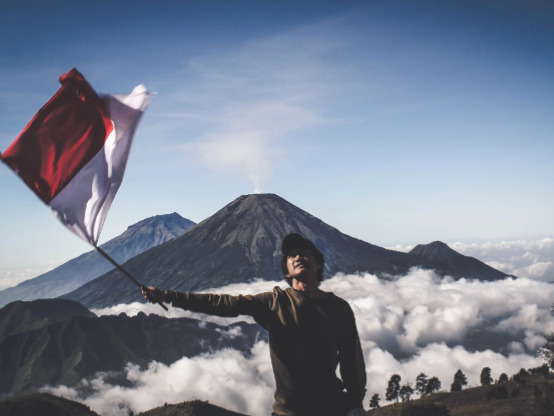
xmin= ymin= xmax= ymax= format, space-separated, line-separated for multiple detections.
xmin=1 ymin=68 xmax=152 ymax=246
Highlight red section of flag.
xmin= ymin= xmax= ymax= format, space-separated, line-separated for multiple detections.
xmin=0 ymin=68 xmax=113 ymax=204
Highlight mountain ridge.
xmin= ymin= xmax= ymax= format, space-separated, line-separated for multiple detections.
xmin=0 ymin=298 xmax=262 ymax=396
xmin=409 ymin=241 xmax=511 ymax=281
xmin=0 ymin=213 xmax=196 ymax=307
xmin=0 ymin=298 xmax=95 ymax=339
xmin=61 ymin=194 xmax=511 ymax=309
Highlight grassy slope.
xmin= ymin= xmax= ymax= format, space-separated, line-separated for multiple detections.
xmin=0 ymin=393 xmax=99 ymax=416
xmin=2 ymin=374 xmax=553 ymax=415
xmin=368 ymin=373 xmax=554 ymax=416
xmin=137 ymin=399 xmax=247 ymax=416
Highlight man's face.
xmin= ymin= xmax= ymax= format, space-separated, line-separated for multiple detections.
xmin=285 ymin=247 xmax=320 ymax=283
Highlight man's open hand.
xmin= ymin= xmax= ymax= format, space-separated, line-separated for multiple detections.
xmin=141 ymin=286 xmax=167 ymax=303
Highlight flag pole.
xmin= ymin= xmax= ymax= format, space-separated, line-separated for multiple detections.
xmin=93 ymin=244 xmax=168 ymax=311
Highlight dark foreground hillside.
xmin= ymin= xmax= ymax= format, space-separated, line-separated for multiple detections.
xmin=0 ymin=393 xmax=99 ymax=416
xmin=137 ymin=399 xmax=247 ymax=416
xmin=2 ymin=372 xmax=553 ymax=416
xmin=0 ymin=299 xmax=262 ymax=396
xmin=369 ymin=372 xmax=554 ymax=416
xmin=0 ymin=395 xmax=246 ymax=416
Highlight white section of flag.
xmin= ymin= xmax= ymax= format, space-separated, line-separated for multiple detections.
xmin=50 ymin=85 xmax=152 ymax=245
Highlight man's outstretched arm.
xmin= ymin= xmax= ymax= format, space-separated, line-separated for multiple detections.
xmin=141 ymin=285 xmax=272 ymax=320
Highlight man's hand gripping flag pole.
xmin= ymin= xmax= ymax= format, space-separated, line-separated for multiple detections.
xmin=0 ymin=68 xmax=167 ymax=311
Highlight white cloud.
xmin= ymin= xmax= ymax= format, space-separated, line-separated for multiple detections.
xmin=513 ymin=261 xmax=552 ymax=280
xmin=0 ymin=267 xmax=51 ymax=291
xmin=71 ymin=267 xmax=554 ymax=415
xmin=44 ymin=338 xmax=541 ymax=416
xmin=324 ymin=271 xmax=554 ymax=355
xmin=365 ymin=344 xmax=540 ymax=397
xmin=44 ymin=342 xmax=275 ymax=416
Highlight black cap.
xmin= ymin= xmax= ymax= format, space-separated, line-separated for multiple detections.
xmin=281 ymin=233 xmax=325 ymax=284
xmin=282 ymin=233 xmax=316 ymax=255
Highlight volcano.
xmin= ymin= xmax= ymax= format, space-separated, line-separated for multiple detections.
xmin=61 ymin=194 xmax=510 ymax=308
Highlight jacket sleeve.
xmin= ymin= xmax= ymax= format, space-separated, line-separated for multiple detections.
xmin=338 ymin=303 xmax=367 ymax=410
xmin=167 ymin=290 xmax=273 ymax=323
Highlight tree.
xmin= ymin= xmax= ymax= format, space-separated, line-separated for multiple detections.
xmin=529 ymin=364 xmax=550 ymax=377
xmin=450 ymin=369 xmax=467 ymax=392
xmin=480 ymin=367 xmax=493 ymax=386
xmin=369 ymin=393 xmax=380 ymax=410
xmin=415 ymin=373 xmax=428 ymax=397
xmin=512 ymin=368 xmax=529 ymax=385
xmin=539 ymin=332 xmax=554 ymax=369
xmin=399 ymin=384 xmax=414 ymax=403
xmin=426 ymin=377 xmax=441 ymax=395
xmin=498 ymin=373 xmax=509 ymax=383
xmin=386 ymin=374 xmax=402 ymax=403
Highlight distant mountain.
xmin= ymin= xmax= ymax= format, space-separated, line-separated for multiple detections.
xmin=0 ymin=213 xmax=196 ymax=307
xmin=409 ymin=241 xmax=511 ymax=281
xmin=61 ymin=194 xmax=511 ymax=309
xmin=0 ymin=393 xmax=99 ymax=416
xmin=0 ymin=299 xmax=262 ymax=396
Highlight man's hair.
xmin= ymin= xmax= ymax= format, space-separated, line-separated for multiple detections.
xmin=280 ymin=233 xmax=325 ymax=286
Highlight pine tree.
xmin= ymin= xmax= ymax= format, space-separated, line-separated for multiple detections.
xmin=415 ymin=373 xmax=428 ymax=397
xmin=539 ymin=332 xmax=554 ymax=368
xmin=512 ymin=368 xmax=529 ymax=385
xmin=480 ymin=367 xmax=493 ymax=386
xmin=386 ymin=374 xmax=402 ymax=403
xmin=369 ymin=393 xmax=380 ymax=409
xmin=426 ymin=376 xmax=442 ymax=395
xmin=399 ymin=383 xmax=414 ymax=402
xmin=450 ymin=369 xmax=467 ymax=392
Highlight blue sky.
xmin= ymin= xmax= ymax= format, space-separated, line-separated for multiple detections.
xmin=0 ymin=0 xmax=553 ymax=283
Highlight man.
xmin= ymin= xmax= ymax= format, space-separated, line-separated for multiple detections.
xmin=143 ymin=233 xmax=366 ymax=416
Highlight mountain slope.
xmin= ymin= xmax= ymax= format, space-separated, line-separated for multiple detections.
xmin=0 ymin=213 xmax=196 ymax=307
xmin=61 ymin=194 xmax=510 ymax=309
xmin=0 ymin=393 xmax=100 ymax=416
xmin=0 ymin=298 xmax=95 ymax=339
xmin=0 ymin=299 xmax=262 ymax=395
xmin=369 ymin=370 xmax=554 ymax=416
xmin=409 ymin=241 xmax=511 ymax=281
xmin=138 ymin=400 xmax=248 ymax=416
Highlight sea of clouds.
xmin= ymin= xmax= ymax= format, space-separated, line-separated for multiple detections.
xmin=41 ymin=238 xmax=554 ymax=415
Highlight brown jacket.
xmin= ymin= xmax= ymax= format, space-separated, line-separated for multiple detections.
xmin=168 ymin=286 xmax=366 ymax=416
